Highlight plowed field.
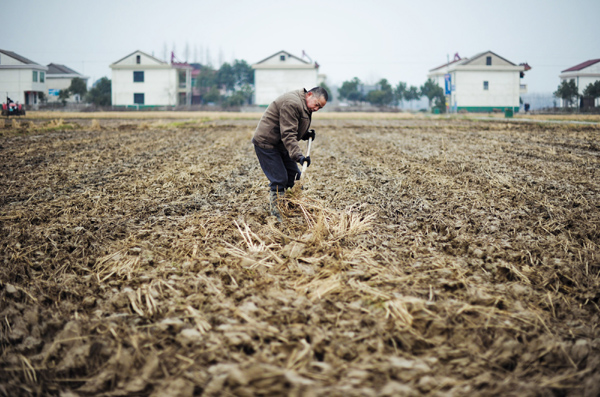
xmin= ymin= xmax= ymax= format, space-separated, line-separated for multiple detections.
xmin=1 ymin=114 xmax=599 ymax=396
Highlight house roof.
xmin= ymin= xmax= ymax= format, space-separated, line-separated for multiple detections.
xmin=429 ymin=57 xmax=468 ymax=72
xmin=562 ymin=59 xmax=600 ymax=72
xmin=47 ymin=63 xmax=82 ymax=75
xmin=111 ymin=50 xmax=167 ymax=66
xmin=461 ymin=51 xmax=516 ymax=66
xmin=254 ymin=50 xmax=311 ymax=66
xmin=520 ymin=62 xmax=532 ymax=71
xmin=171 ymin=62 xmax=193 ymax=69
xmin=429 ymin=51 xmax=526 ymax=73
xmin=0 ymin=49 xmax=41 ymax=65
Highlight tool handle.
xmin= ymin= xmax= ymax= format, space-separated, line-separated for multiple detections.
xmin=301 ymin=138 xmax=312 ymax=176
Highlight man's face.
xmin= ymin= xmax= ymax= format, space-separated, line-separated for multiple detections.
xmin=306 ymin=93 xmax=326 ymax=112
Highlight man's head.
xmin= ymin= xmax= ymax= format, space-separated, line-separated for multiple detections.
xmin=306 ymin=87 xmax=328 ymax=112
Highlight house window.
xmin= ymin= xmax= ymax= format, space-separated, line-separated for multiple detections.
xmin=33 ymin=71 xmax=38 ymax=82
xmin=486 ymin=56 xmax=492 ymax=65
xmin=40 ymin=72 xmax=45 ymax=83
xmin=133 ymin=71 xmax=144 ymax=82
xmin=136 ymin=55 xmax=141 ymax=64
xmin=134 ymin=93 xmax=145 ymax=105
xmin=280 ymin=55 xmax=286 ymax=61
xmin=483 ymin=81 xmax=489 ymax=90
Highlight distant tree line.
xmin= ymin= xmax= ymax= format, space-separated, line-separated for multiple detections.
xmin=194 ymin=59 xmax=254 ymax=107
xmin=337 ymin=77 xmax=446 ymax=111
xmin=336 ymin=75 xmax=600 ymax=111
xmin=86 ymin=77 xmax=111 ymax=107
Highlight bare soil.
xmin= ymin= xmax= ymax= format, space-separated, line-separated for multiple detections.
xmin=1 ymin=115 xmax=599 ymax=396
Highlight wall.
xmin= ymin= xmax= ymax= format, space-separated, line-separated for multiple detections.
xmin=0 ymin=68 xmax=46 ymax=104
xmin=112 ymin=68 xmax=177 ymax=106
xmin=465 ymin=53 xmax=512 ymax=67
xmin=254 ymin=69 xmax=318 ymax=105
xmin=0 ymin=54 xmax=25 ymax=66
xmin=430 ymin=68 xmax=521 ymax=111
xmin=455 ymin=70 xmax=520 ymax=110
xmin=47 ymin=77 xmax=73 ymax=103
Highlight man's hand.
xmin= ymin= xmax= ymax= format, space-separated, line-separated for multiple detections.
xmin=302 ymin=129 xmax=316 ymax=141
xmin=298 ymin=155 xmax=311 ymax=167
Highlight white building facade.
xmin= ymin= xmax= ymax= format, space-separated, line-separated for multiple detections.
xmin=110 ymin=50 xmax=192 ymax=107
xmin=0 ymin=50 xmax=48 ymax=108
xmin=252 ymin=50 xmax=320 ymax=106
xmin=46 ymin=64 xmax=89 ymax=103
xmin=559 ymin=59 xmax=600 ymax=107
xmin=428 ymin=51 xmax=527 ymax=113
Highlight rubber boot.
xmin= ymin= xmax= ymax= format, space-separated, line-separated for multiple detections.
xmin=269 ymin=190 xmax=283 ymax=222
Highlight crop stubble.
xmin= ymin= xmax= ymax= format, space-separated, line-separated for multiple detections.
xmin=0 ymin=116 xmax=599 ymax=396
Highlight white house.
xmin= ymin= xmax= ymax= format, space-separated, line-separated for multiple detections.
xmin=559 ymin=59 xmax=600 ymax=107
xmin=252 ymin=50 xmax=321 ymax=106
xmin=110 ymin=50 xmax=192 ymax=107
xmin=428 ymin=51 xmax=528 ymax=113
xmin=0 ymin=49 xmax=48 ymax=108
xmin=46 ymin=63 xmax=89 ymax=103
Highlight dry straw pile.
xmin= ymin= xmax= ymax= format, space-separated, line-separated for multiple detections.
xmin=0 ymin=115 xmax=599 ymax=396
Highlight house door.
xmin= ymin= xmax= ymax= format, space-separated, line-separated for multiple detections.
xmin=24 ymin=92 xmax=37 ymax=106
xmin=581 ymin=97 xmax=595 ymax=109
xmin=178 ymin=93 xmax=187 ymax=105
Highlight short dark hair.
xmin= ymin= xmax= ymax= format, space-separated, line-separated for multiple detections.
xmin=308 ymin=86 xmax=329 ymax=102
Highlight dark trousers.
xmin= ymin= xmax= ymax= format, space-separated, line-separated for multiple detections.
xmin=254 ymin=145 xmax=301 ymax=192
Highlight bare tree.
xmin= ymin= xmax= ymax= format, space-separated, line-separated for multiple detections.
xmin=205 ymin=48 xmax=212 ymax=67
xmin=218 ymin=47 xmax=224 ymax=68
xmin=162 ymin=43 xmax=168 ymax=62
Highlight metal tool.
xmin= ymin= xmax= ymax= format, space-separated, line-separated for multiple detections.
xmin=300 ymin=137 xmax=312 ymax=179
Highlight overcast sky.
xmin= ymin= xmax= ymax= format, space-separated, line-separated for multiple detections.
xmin=2 ymin=0 xmax=599 ymax=94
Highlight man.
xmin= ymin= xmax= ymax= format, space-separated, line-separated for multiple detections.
xmin=252 ymin=87 xmax=328 ymax=221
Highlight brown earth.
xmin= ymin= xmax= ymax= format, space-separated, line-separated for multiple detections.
xmin=0 ymin=115 xmax=599 ymax=396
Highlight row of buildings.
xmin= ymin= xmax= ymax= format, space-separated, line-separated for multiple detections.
xmin=0 ymin=50 xmax=90 ymax=106
xmin=0 ymin=48 xmax=322 ymax=109
xmin=109 ymin=49 xmax=324 ymax=107
xmin=428 ymin=52 xmax=600 ymax=110
xmin=1 ymin=48 xmax=599 ymax=111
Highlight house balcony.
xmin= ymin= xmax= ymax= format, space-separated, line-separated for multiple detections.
xmin=520 ymin=84 xmax=527 ymax=93
xmin=177 ymin=82 xmax=190 ymax=93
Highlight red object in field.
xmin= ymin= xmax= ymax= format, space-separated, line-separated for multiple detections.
xmin=1 ymin=97 xmax=26 ymax=117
